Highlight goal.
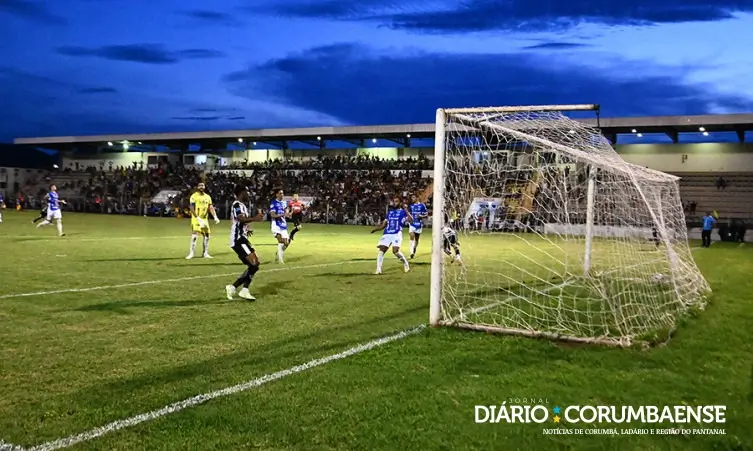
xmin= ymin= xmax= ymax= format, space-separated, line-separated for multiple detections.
xmin=429 ymin=105 xmax=710 ymax=347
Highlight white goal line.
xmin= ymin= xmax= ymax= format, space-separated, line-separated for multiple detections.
xmin=0 ymin=325 xmax=426 ymax=451
xmin=0 ymin=261 xmax=351 ymax=300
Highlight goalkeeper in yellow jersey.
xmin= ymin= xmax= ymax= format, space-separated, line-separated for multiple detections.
xmin=186 ymin=182 xmax=220 ymax=259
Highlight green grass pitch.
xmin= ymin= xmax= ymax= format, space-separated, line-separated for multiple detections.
xmin=0 ymin=211 xmax=751 ymax=450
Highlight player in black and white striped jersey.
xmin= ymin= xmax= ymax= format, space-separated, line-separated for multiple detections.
xmin=226 ymin=185 xmax=263 ymax=301
xmin=442 ymin=225 xmax=463 ymax=265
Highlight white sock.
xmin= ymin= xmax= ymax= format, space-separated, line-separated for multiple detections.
xmin=56 ymin=219 xmax=63 ymax=235
xmin=0 ymin=212 xmax=3 ymax=222
xmin=396 ymin=251 xmax=408 ymax=266
xmin=189 ymin=235 xmax=197 ymax=254
xmin=409 ymin=240 xmax=415 ymax=254
xmin=203 ymin=235 xmax=210 ymax=254
xmin=377 ymin=251 xmax=385 ymax=272
xmin=277 ymin=243 xmax=285 ymax=262
xmin=37 ymin=220 xmax=50 ymax=228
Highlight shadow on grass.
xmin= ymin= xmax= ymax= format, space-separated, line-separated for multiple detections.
xmin=84 ymin=257 xmax=186 ymax=262
xmin=10 ymin=236 xmax=74 ymax=242
xmin=346 ymin=257 xmax=430 ymax=267
xmin=254 ymin=282 xmax=281 ymax=296
xmin=72 ymin=299 xmax=230 ymax=314
xmin=63 ymin=303 xmax=426 ymax=408
xmin=308 ymin=272 xmax=376 ymax=279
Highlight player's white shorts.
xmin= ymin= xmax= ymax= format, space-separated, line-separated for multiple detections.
xmin=377 ymin=232 xmax=403 ymax=248
xmin=271 ymin=223 xmax=289 ymax=239
xmin=409 ymin=224 xmax=423 ymax=234
xmin=46 ymin=209 xmax=62 ymax=220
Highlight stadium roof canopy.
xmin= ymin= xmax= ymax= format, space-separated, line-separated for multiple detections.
xmin=13 ymin=112 xmax=753 ymax=152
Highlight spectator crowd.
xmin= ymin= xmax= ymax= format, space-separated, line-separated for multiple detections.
xmin=13 ymin=155 xmax=433 ymax=225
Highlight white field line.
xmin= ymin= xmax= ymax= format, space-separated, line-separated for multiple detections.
xmin=1 ymin=236 xmax=186 ymax=242
xmin=0 ymin=261 xmax=350 ymax=300
xmin=0 ymin=325 xmax=425 ymax=451
xmin=4 ymin=231 xmax=369 ymax=243
xmin=0 ymin=440 xmax=24 ymax=451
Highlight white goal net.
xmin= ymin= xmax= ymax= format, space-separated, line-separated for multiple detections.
xmin=429 ymin=105 xmax=710 ymax=347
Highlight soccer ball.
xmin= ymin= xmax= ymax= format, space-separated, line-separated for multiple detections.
xmin=652 ymin=273 xmax=665 ymax=283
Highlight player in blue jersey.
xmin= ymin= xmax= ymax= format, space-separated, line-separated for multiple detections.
xmin=36 ymin=184 xmax=67 ymax=236
xmin=408 ymin=194 xmax=429 ymax=259
xmin=370 ymin=196 xmax=414 ymax=274
xmin=269 ymin=188 xmax=292 ymax=264
xmin=0 ymin=192 xmax=5 ymax=223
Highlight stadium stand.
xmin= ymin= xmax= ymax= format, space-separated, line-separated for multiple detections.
xmin=675 ymin=172 xmax=753 ymax=220
xmin=11 ymin=155 xmax=433 ymax=225
xmin=6 ymin=152 xmax=751 ymax=240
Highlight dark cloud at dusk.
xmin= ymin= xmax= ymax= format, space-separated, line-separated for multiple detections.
xmin=225 ymin=43 xmax=753 ymax=126
xmin=255 ymin=0 xmax=753 ymax=33
xmin=56 ymin=44 xmax=226 ymax=65
xmin=0 ymin=0 xmax=751 ymax=141
xmin=0 ymin=0 xmax=66 ymax=25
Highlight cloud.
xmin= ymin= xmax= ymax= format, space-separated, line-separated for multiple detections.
xmin=522 ymin=42 xmax=592 ymax=50
xmin=177 ymin=49 xmax=226 ymax=59
xmin=0 ymin=0 xmax=65 ymax=24
xmin=181 ymin=9 xmax=241 ymax=26
xmin=78 ymin=87 xmax=118 ymax=94
xmin=0 ymin=67 xmax=150 ymax=141
xmin=0 ymin=64 xmax=345 ymax=142
xmin=224 ymin=43 xmax=753 ymax=125
xmin=254 ymin=0 xmax=753 ymax=33
xmin=171 ymin=116 xmax=222 ymax=121
xmin=172 ymin=114 xmax=247 ymax=121
xmin=57 ymin=44 xmax=225 ymax=64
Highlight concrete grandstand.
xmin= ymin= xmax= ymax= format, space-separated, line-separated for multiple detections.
xmin=5 ymin=112 xmax=753 ymax=241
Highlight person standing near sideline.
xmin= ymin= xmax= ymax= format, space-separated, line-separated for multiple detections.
xmin=701 ymin=212 xmax=716 ymax=248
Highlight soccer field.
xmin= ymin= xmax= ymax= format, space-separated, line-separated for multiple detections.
xmin=1 ymin=212 xmax=751 ymax=450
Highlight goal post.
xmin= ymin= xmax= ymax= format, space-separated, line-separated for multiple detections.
xmin=430 ymin=105 xmax=710 ymax=347
xmin=430 ymin=108 xmax=447 ymax=326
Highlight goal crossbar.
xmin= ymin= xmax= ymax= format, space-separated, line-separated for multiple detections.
xmin=442 ymin=104 xmax=599 ymax=114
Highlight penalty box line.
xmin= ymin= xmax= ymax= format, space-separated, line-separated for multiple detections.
xmin=0 ymin=261 xmax=351 ymax=300
xmin=1 ymin=325 xmax=426 ymax=451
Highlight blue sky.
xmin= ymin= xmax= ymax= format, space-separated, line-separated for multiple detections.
xmin=1 ymin=0 xmax=753 ymax=142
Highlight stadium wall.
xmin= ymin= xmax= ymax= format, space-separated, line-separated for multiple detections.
xmin=0 ymin=167 xmax=43 ymax=196
xmin=218 ymin=147 xmax=425 ymax=165
xmin=60 ymin=143 xmax=753 ymax=173
xmin=615 ymin=143 xmax=753 ymax=172
xmin=62 ymin=152 xmax=180 ymax=169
